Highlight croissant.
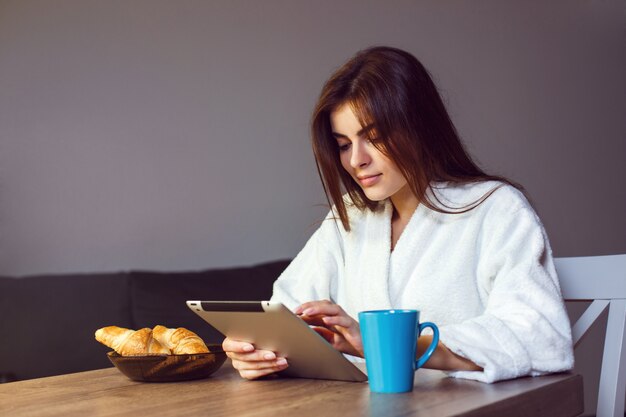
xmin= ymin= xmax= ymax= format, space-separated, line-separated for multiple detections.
xmin=95 ymin=326 xmax=170 ymax=356
xmin=152 ymin=325 xmax=209 ymax=354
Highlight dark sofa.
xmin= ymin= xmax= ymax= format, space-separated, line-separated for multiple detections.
xmin=0 ymin=259 xmax=290 ymax=382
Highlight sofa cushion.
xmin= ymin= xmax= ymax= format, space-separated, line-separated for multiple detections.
xmin=0 ymin=273 xmax=133 ymax=381
xmin=130 ymin=259 xmax=290 ymax=345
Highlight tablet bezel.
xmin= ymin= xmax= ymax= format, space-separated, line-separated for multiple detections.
xmin=187 ymin=300 xmax=367 ymax=382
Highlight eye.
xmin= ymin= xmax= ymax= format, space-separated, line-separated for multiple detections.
xmin=337 ymin=142 xmax=351 ymax=152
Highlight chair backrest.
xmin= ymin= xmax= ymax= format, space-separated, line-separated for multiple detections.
xmin=557 ymin=255 xmax=626 ymax=301
xmin=555 ymin=254 xmax=626 ymax=417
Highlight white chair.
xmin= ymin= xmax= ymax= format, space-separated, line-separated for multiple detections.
xmin=555 ymin=254 xmax=626 ymax=417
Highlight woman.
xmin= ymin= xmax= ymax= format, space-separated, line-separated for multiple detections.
xmin=223 ymin=46 xmax=574 ymax=383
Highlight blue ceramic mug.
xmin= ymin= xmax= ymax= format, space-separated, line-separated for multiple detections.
xmin=358 ymin=309 xmax=439 ymax=393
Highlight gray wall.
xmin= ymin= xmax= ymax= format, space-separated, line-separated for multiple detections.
xmin=1 ymin=1 xmax=624 ymax=414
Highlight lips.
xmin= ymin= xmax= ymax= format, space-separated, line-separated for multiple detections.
xmin=357 ymin=174 xmax=382 ymax=187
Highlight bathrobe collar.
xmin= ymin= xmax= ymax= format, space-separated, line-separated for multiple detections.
xmin=346 ymin=200 xmax=394 ymax=316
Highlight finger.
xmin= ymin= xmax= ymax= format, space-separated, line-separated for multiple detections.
xmin=232 ymin=357 xmax=288 ymax=371
xmin=295 ymin=300 xmax=333 ymax=315
xmin=299 ymin=314 xmax=326 ymax=326
xmin=322 ymin=315 xmax=357 ymax=329
xmin=312 ymin=326 xmax=336 ymax=343
xmin=301 ymin=303 xmax=343 ymax=318
xmin=239 ymin=368 xmax=276 ymax=380
xmin=222 ymin=338 xmax=255 ymax=353
xmin=323 ymin=317 xmax=362 ymax=347
xmin=226 ymin=349 xmax=278 ymax=362
xmin=238 ymin=362 xmax=288 ymax=380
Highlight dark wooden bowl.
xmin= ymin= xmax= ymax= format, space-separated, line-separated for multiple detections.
xmin=107 ymin=345 xmax=226 ymax=382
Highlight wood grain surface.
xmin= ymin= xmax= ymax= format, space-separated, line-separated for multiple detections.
xmin=0 ymin=361 xmax=583 ymax=417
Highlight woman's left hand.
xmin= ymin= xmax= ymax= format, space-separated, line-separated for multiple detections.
xmin=295 ymin=300 xmax=363 ymax=357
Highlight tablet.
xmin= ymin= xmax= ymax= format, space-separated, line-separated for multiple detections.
xmin=186 ymin=300 xmax=367 ymax=382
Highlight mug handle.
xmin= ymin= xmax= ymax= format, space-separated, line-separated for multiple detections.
xmin=415 ymin=322 xmax=439 ymax=369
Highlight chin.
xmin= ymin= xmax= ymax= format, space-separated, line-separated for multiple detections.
xmin=362 ymin=190 xmax=391 ymax=202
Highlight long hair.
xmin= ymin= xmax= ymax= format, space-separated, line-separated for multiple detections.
xmin=311 ymin=46 xmax=521 ymax=231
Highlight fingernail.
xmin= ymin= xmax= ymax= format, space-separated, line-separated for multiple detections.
xmin=264 ymin=352 xmax=275 ymax=360
xmin=243 ymin=344 xmax=254 ymax=352
xmin=276 ymin=358 xmax=287 ymax=366
xmin=302 ymin=308 xmax=313 ymax=316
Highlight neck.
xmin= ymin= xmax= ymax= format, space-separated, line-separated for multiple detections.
xmin=390 ymin=185 xmax=420 ymax=223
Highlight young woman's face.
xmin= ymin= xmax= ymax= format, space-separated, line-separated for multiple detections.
xmin=330 ymin=104 xmax=409 ymax=202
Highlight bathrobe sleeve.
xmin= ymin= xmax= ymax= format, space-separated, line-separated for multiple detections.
xmin=437 ymin=202 xmax=575 ymax=383
xmin=269 ymin=212 xmax=344 ymax=311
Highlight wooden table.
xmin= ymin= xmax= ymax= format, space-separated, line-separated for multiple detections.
xmin=0 ymin=362 xmax=583 ymax=417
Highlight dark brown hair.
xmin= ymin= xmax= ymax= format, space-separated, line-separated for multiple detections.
xmin=311 ymin=46 xmax=521 ymax=231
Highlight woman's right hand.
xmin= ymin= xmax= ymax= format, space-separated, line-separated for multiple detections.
xmin=222 ymin=337 xmax=289 ymax=380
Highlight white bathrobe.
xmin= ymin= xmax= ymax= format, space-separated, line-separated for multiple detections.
xmin=270 ymin=181 xmax=574 ymax=383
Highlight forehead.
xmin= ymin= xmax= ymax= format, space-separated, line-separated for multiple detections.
xmin=330 ymin=102 xmax=374 ymax=134
xmin=330 ymin=104 xmax=360 ymax=130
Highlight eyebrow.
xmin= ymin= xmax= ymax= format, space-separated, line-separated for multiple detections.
xmin=331 ymin=124 xmax=376 ymax=140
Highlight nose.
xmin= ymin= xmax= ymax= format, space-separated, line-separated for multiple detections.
xmin=350 ymin=140 xmax=371 ymax=169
